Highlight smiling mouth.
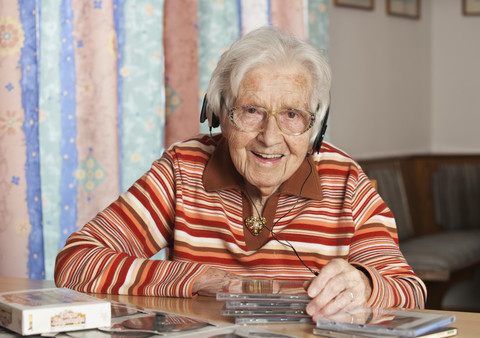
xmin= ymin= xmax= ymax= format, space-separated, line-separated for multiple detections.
xmin=252 ymin=151 xmax=283 ymax=160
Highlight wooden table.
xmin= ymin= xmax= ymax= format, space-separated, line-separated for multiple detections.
xmin=1 ymin=276 xmax=479 ymax=337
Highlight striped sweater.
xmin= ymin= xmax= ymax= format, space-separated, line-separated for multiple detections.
xmin=55 ymin=134 xmax=426 ymax=308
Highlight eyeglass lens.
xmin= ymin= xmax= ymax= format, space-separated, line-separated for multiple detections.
xmin=230 ymin=106 xmax=313 ymax=135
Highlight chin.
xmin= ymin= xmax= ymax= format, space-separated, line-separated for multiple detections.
xmin=252 ymin=179 xmax=282 ymax=193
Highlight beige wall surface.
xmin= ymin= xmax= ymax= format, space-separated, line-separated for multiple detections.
xmin=431 ymin=0 xmax=480 ymax=153
xmin=328 ymin=0 xmax=480 ymax=159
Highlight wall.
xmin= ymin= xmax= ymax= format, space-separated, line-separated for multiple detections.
xmin=328 ymin=0 xmax=480 ymax=159
xmin=431 ymin=1 xmax=480 ymax=153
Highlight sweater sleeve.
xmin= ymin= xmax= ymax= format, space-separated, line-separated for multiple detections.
xmin=347 ymin=167 xmax=427 ymax=309
xmin=54 ymin=151 xmax=210 ymax=297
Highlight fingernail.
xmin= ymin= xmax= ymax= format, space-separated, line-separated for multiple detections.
xmin=308 ymin=287 xmax=318 ymax=297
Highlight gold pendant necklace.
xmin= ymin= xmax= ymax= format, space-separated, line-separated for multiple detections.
xmin=244 ymin=216 xmax=266 ymax=236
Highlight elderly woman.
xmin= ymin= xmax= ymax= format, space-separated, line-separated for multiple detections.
xmin=55 ymin=27 xmax=426 ymax=321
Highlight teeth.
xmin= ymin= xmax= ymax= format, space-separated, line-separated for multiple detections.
xmin=256 ymin=152 xmax=282 ymax=159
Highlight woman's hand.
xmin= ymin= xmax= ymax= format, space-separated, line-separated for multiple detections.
xmin=192 ymin=267 xmax=240 ymax=297
xmin=305 ymin=258 xmax=372 ymax=321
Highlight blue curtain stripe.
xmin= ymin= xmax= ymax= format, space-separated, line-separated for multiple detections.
xmin=236 ymin=0 xmax=242 ymax=38
xmin=266 ymin=0 xmax=272 ymax=26
xmin=113 ymin=0 xmax=125 ymax=194
xmin=38 ymin=0 xmax=63 ymax=280
xmin=308 ymin=0 xmax=329 ymax=54
xmin=19 ymin=0 xmax=45 ymax=279
xmin=198 ymin=1 xmax=239 ymax=135
xmin=120 ymin=0 xmax=165 ymax=192
xmin=58 ymin=0 xmax=78 ymax=247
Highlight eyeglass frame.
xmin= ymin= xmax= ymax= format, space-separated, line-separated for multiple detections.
xmin=227 ymin=105 xmax=316 ymax=136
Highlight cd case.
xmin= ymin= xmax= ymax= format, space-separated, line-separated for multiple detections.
xmin=313 ymin=326 xmax=458 ymax=338
xmin=221 ymin=305 xmax=308 ymax=317
xmin=216 ymin=279 xmax=311 ymax=302
xmin=316 ymin=307 xmax=455 ymax=337
xmin=225 ymin=300 xmax=307 ymax=309
xmin=235 ymin=316 xmax=313 ymax=325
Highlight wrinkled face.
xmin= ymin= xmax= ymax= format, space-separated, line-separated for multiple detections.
xmin=222 ymin=64 xmax=313 ymax=198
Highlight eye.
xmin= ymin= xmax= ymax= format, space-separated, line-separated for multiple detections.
xmin=245 ymin=107 xmax=259 ymax=114
xmin=285 ymin=109 xmax=300 ymax=119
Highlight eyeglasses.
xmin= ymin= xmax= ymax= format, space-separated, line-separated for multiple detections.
xmin=228 ymin=105 xmax=315 ymax=136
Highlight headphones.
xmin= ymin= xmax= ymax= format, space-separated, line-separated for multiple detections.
xmin=200 ymin=94 xmax=329 ymax=154
xmin=200 ymin=94 xmax=220 ymax=129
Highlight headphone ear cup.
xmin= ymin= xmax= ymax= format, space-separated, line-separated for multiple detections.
xmin=312 ymin=133 xmax=323 ymax=153
xmin=312 ymin=105 xmax=330 ymax=153
xmin=200 ymin=94 xmax=220 ymax=128
xmin=200 ymin=94 xmax=208 ymax=123
xmin=211 ymin=111 xmax=220 ymax=128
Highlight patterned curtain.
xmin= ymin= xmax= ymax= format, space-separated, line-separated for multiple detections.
xmin=0 ymin=0 xmax=328 ymax=280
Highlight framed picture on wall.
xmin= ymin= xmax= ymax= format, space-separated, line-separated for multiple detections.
xmin=387 ymin=0 xmax=421 ymax=19
xmin=334 ymin=0 xmax=374 ymax=10
xmin=463 ymin=0 xmax=480 ymax=15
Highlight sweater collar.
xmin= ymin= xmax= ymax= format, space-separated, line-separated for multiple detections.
xmin=203 ymin=137 xmax=323 ymax=200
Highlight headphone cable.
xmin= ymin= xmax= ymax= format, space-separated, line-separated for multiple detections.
xmin=245 ymin=157 xmax=319 ymax=277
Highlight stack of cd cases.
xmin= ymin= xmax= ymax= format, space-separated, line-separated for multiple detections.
xmin=216 ymin=279 xmax=313 ymax=325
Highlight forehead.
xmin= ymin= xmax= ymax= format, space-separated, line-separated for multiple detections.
xmin=237 ymin=64 xmax=312 ymax=106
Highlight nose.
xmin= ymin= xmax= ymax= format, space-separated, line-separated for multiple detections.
xmin=258 ymin=115 xmax=282 ymax=146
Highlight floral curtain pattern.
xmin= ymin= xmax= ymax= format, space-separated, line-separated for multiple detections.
xmin=0 ymin=0 xmax=328 ymax=280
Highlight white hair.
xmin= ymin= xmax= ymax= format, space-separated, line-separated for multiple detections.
xmin=205 ymin=26 xmax=332 ymax=146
